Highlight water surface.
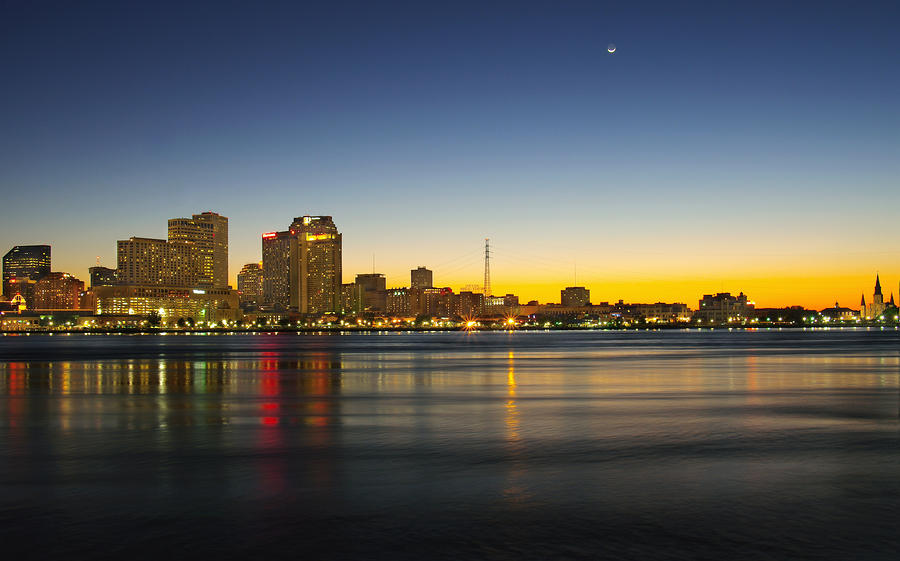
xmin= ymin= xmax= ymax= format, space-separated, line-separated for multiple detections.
xmin=1 ymin=330 xmax=898 ymax=559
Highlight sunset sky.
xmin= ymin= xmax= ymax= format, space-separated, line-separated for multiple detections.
xmin=1 ymin=1 xmax=898 ymax=308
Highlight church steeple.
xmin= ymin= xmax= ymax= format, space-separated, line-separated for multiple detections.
xmin=874 ymin=274 xmax=882 ymax=296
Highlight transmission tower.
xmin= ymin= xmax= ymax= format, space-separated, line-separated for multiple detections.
xmin=483 ymin=238 xmax=491 ymax=297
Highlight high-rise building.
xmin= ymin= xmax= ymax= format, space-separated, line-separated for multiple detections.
xmin=410 ymin=267 xmax=433 ymax=290
xmin=32 ymin=272 xmax=85 ymax=310
xmin=89 ymin=266 xmax=118 ymax=287
xmin=561 ymin=286 xmax=590 ymax=307
xmin=237 ymin=262 xmax=264 ymax=308
xmin=3 ymin=245 xmax=51 ymax=298
xmin=168 ymin=212 xmax=229 ymax=288
xmin=116 ymin=237 xmax=199 ymax=287
xmin=262 ymin=230 xmax=292 ymax=310
xmin=290 ymin=216 xmax=342 ymax=315
xmin=355 ymin=273 xmax=386 ymax=312
xmin=340 ymin=283 xmax=364 ymax=315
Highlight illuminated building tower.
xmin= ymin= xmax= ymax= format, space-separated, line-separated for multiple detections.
xmin=262 ymin=231 xmax=292 ymax=310
xmin=116 ymin=237 xmax=199 ymax=287
xmin=355 ymin=273 xmax=386 ymax=312
xmin=340 ymin=282 xmax=364 ymax=315
xmin=237 ymin=262 xmax=264 ymax=308
xmin=411 ymin=266 xmax=433 ymax=290
xmin=290 ymin=216 xmax=342 ymax=315
xmin=561 ymin=286 xmax=590 ymax=307
xmin=33 ymin=272 xmax=85 ymax=310
xmin=865 ymin=274 xmax=885 ymax=318
xmin=3 ymin=245 xmax=51 ymax=298
xmin=168 ymin=212 xmax=229 ymax=288
xmin=89 ymin=266 xmax=118 ymax=287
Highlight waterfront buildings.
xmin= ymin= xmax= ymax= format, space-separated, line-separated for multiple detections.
xmin=90 ymin=285 xmax=239 ymax=324
xmin=457 ymin=291 xmax=483 ymax=317
xmin=341 ymin=282 xmax=364 ymax=314
xmin=386 ymin=287 xmax=411 ymax=316
xmin=355 ymin=273 xmax=386 ymax=312
xmin=561 ymin=286 xmax=590 ymax=307
xmin=694 ymin=292 xmax=753 ymax=324
xmin=290 ymin=216 xmax=342 ymax=315
xmin=89 ymin=266 xmax=117 ymax=287
xmin=168 ymin=212 xmax=229 ymax=288
xmin=261 ymin=230 xmax=292 ymax=310
xmin=410 ymin=267 xmax=433 ymax=290
xmin=116 ymin=237 xmax=198 ymax=287
xmin=237 ymin=263 xmax=263 ymax=308
xmin=819 ymin=303 xmax=859 ymax=321
xmin=2 ymin=245 xmax=51 ymax=299
xmin=32 ymin=272 xmax=85 ymax=310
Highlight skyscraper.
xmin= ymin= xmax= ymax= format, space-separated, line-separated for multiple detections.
xmin=237 ymin=262 xmax=264 ymax=308
xmin=411 ymin=266 xmax=433 ymax=290
xmin=290 ymin=216 xmax=342 ymax=314
xmin=168 ymin=212 xmax=229 ymax=288
xmin=262 ymin=230 xmax=292 ymax=310
xmin=355 ymin=273 xmax=387 ymax=311
xmin=561 ymin=286 xmax=590 ymax=307
xmin=116 ymin=237 xmax=199 ymax=287
xmin=3 ymin=245 xmax=51 ymax=299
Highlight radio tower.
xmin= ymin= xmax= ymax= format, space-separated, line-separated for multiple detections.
xmin=483 ymin=238 xmax=491 ymax=297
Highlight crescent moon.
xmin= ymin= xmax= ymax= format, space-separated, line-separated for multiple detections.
xmin=608 ymin=44 xmax=616 ymax=53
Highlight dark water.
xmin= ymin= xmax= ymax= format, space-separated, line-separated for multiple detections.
xmin=1 ymin=330 xmax=898 ymax=560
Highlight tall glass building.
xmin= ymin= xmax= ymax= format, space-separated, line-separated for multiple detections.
xmin=2 ymin=245 xmax=51 ymax=298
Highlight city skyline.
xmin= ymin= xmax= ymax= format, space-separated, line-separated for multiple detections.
xmin=5 ymin=210 xmax=900 ymax=310
xmin=1 ymin=1 xmax=898 ymax=308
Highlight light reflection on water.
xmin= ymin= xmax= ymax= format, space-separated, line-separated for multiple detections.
xmin=0 ymin=330 xmax=898 ymax=560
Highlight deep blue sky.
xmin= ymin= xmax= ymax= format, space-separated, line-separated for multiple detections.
xmin=1 ymin=0 xmax=898 ymax=305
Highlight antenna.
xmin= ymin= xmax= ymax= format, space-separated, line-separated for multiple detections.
xmin=372 ymin=253 xmax=376 ymax=274
xmin=574 ymin=260 xmax=577 ymax=287
xmin=483 ymin=238 xmax=491 ymax=297
xmin=96 ymin=256 xmax=100 ymax=266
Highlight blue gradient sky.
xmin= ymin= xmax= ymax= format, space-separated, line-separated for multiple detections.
xmin=1 ymin=0 xmax=898 ymax=307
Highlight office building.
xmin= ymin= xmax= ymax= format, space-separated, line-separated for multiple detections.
xmin=89 ymin=266 xmax=118 ymax=287
xmin=116 ymin=237 xmax=199 ymax=287
xmin=237 ymin=262 xmax=264 ymax=308
xmin=355 ymin=273 xmax=386 ymax=312
xmin=410 ymin=267 xmax=433 ymax=290
xmin=341 ymin=283 xmax=364 ymax=315
xmin=386 ymin=287 xmax=411 ymax=315
xmin=32 ymin=272 xmax=85 ymax=310
xmin=91 ymin=285 xmax=239 ymax=324
xmin=3 ymin=245 xmax=51 ymax=298
xmin=262 ymin=231 xmax=292 ymax=310
xmin=458 ymin=291 xmax=483 ymax=318
xmin=561 ymin=286 xmax=590 ymax=307
xmin=290 ymin=216 xmax=342 ymax=315
xmin=168 ymin=212 xmax=229 ymax=288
